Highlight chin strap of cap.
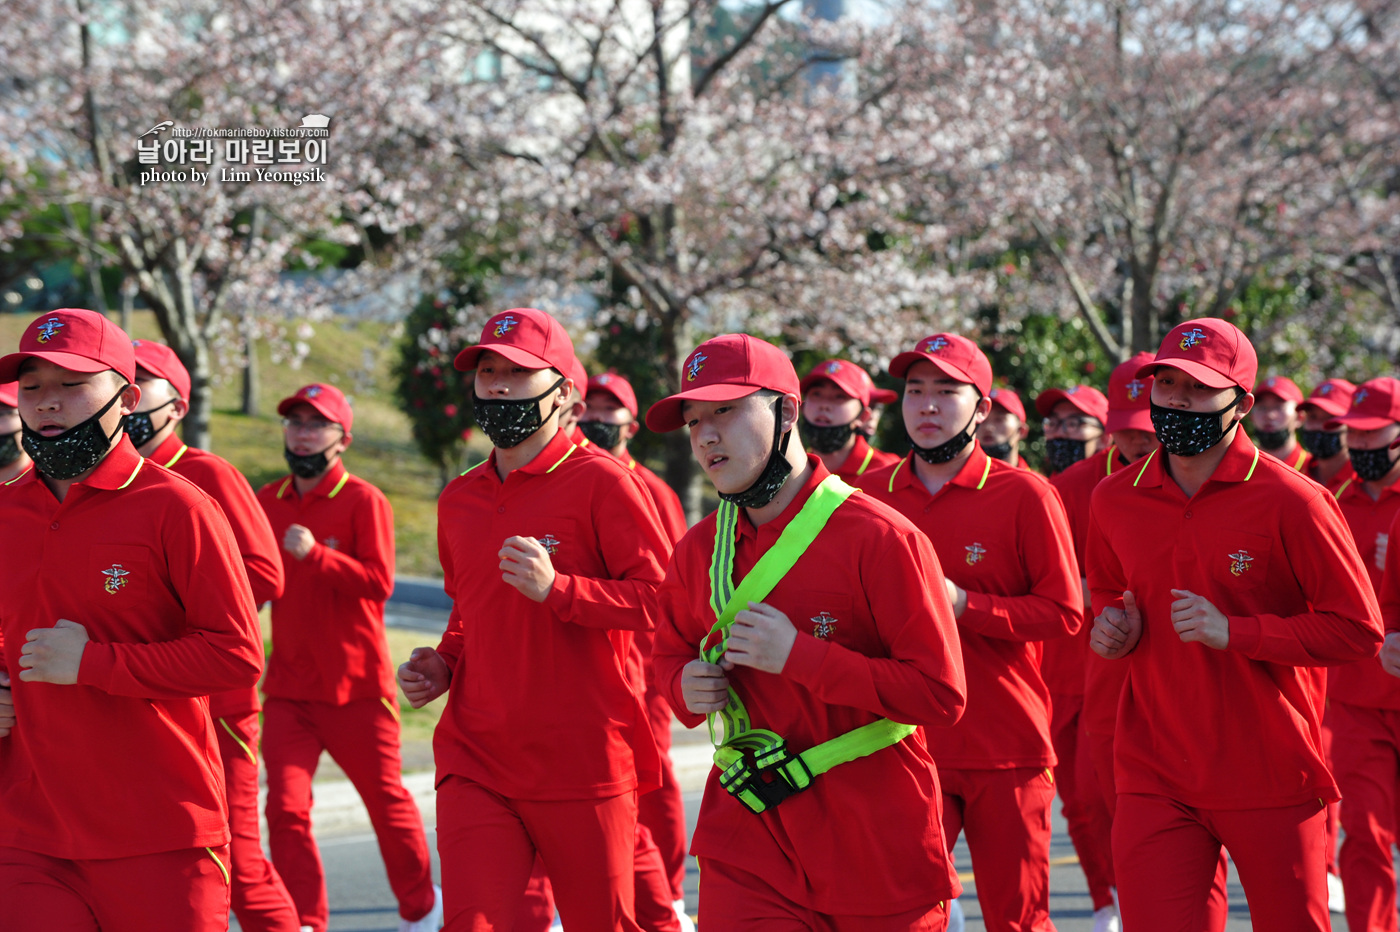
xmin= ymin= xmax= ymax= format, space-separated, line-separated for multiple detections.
xmin=701 ymin=474 xmax=917 ymax=814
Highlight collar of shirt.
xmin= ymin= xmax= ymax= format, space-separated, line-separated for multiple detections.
xmin=1128 ymin=425 xmax=1260 ymax=493
xmin=837 ymin=433 xmax=873 ymax=473
xmin=273 ymin=458 xmax=349 ymax=501
xmin=885 ymin=440 xmax=992 ymax=496
xmin=149 ymin=431 xmax=189 ymax=468
xmin=472 ymin=427 xmax=579 ymax=487
xmin=6 ymin=434 xmax=145 ymax=493
xmin=1335 ymin=470 xmax=1400 ymax=505
xmin=735 ymin=454 xmax=832 ymax=542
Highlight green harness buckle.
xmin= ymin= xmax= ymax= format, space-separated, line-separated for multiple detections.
xmin=718 ymin=738 xmax=814 ymax=814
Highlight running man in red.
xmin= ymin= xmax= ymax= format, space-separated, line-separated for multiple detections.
xmin=1322 ymin=376 xmax=1400 ymax=931
xmin=1087 ymin=318 xmax=1382 ymax=931
xmin=798 ymin=358 xmax=900 ymax=481
xmin=0 ymin=308 xmax=264 ymax=932
xmin=977 ymin=387 xmax=1031 ymax=468
xmin=858 ymin=333 xmax=1081 ymax=932
xmin=1250 ymin=375 xmax=1309 ymax=471
xmin=1299 ymin=378 xmax=1357 ymax=490
xmin=0 ymin=381 xmax=32 ymax=483
xmin=650 ymin=333 xmax=967 ymax=931
xmin=258 ymin=383 xmax=439 ymax=932
xmin=126 ymin=339 xmax=300 ymax=932
xmin=1038 ymin=384 xmax=1109 ymax=476
xmin=396 ymin=307 xmax=671 ymax=932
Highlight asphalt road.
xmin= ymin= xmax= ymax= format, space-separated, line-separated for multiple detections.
xmin=229 ymin=788 xmax=1325 ymax=932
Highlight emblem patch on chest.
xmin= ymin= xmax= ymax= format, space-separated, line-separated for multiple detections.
xmin=323 ymin=537 xmax=340 ymax=550
xmin=811 ymin=612 xmax=838 ymax=640
xmin=965 ymin=542 xmax=987 ymax=565
xmin=1228 ymin=550 xmax=1255 ymax=576
xmin=537 ymin=535 xmax=561 ymax=556
xmin=102 ymin=564 xmax=131 ymax=594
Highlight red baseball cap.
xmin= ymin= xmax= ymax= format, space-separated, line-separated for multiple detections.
xmin=453 ymin=308 xmax=575 ymax=377
xmin=0 ymin=308 xmax=136 ymax=384
xmin=1300 ymin=378 xmax=1355 ymax=418
xmin=986 ymin=386 xmax=1026 ymax=423
xmin=1328 ymin=377 xmax=1400 ymax=432
xmin=587 ymin=372 xmax=638 ymax=417
xmin=1136 ymin=318 xmax=1257 ymax=392
xmin=131 ymin=340 xmax=192 ymax=400
xmin=646 ymin=334 xmax=800 ymax=433
xmin=0 ymin=382 xmax=17 ymax=408
xmin=1105 ymin=352 xmax=1156 ymax=433
xmin=277 ymin=383 xmax=354 ymax=432
xmin=889 ymin=333 xmax=993 ymax=396
xmin=800 ymin=359 xmax=897 ymax=407
xmin=1034 ymin=384 xmax=1109 ymax=424
xmin=1255 ymin=375 xmax=1304 ymax=404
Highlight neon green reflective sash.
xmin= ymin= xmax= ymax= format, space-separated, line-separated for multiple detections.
xmin=702 ymin=475 xmax=916 ymax=813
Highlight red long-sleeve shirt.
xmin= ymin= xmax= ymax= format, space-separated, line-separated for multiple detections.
xmin=625 ymin=456 xmax=688 ymax=543
xmin=0 ymin=438 xmax=263 ymax=859
xmin=831 ymin=434 xmax=900 ymax=482
xmin=257 ymin=461 xmax=397 ymax=704
xmin=434 ymin=428 xmax=670 ymax=800
xmin=653 ymin=458 xmax=966 ymax=915
xmin=150 ymin=432 xmax=283 ymax=718
xmin=1086 ymin=428 xmax=1382 ymax=809
xmin=1329 ymin=473 xmax=1400 ymax=709
xmin=859 ymin=443 xmax=1081 ymax=770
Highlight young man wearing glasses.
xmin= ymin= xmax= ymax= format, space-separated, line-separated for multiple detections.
xmin=257 ymin=384 xmax=440 ymax=932
xmin=1037 ymin=386 xmax=1109 ymax=476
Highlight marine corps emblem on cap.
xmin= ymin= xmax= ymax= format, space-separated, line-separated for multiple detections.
xmin=924 ymin=336 xmax=950 ymax=353
xmin=1319 ymin=384 xmax=1333 ymax=395
xmin=965 ymin=542 xmax=987 ymax=565
xmin=1126 ymin=379 xmax=1145 ymax=401
xmin=493 ymin=314 xmax=519 ymax=338
xmin=1354 ymin=388 xmax=1369 ymax=406
xmin=303 ymin=386 xmax=322 ymax=399
xmin=686 ymin=352 xmax=708 ymax=383
xmin=1178 ymin=327 xmax=1207 ymax=350
xmin=103 ymin=564 xmax=131 ymax=594
xmin=35 ymin=318 xmax=64 ymax=344
xmin=811 ymin=612 xmax=838 ymax=640
xmin=537 ymin=535 xmax=561 ymax=556
xmin=1228 ymin=550 xmax=1255 ymax=576
xmin=825 ymin=361 xmax=842 ymax=374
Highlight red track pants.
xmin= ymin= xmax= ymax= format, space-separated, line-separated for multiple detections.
xmin=0 ymin=844 xmax=230 ymax=932
xmin=437 ymin=775 xmax=643 ymax=932
xmin=1331 ymin=699 xmax=1400 ymax=932
xmin=939 ymin=766 xmax=1056 ymax=932
xmin=638 ymin=683 xmax=688 ymax=900
xmin=1048 ymin=693 xmax=1115 ymax=910
xmin=1113 ymin=793 xmax=1328 ymax=932
xmin=217 ymin=710 xmax=301 ymax=932
xmin=262 ymin=696 xmax=435 ymax=932
xmin=697 ymin=857 xmax=949 ymax=931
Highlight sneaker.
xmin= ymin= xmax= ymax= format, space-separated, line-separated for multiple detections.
xmin=400 ymin=884 xmax=443 ymax=932
xmin=1092 ymin=904 xmax=1122 ymax=932
xmin=673 ymin=898 xmax=696 ymax=932
xmin=1328 ymin=872 xmax=1346 ymax=914
xmin=946 ymin=897 xmax=965 ymax=932
xmin=300 ymin=927 xmax=315 ymax=932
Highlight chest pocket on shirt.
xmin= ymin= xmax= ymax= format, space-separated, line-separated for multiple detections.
xmin=88 ymin=544 xmax=152 ymax=600
xmin=777 ymin=591 xmax=858 ymax=651
xmin=1207 ymin=532 xmax=1273 ymax=592
xmin=515 ymin=519 xmax=586 ymax=577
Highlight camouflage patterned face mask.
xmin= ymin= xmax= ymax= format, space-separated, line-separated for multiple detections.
xmin=1150 ymin=393 xmax=1242 ymax=457
xmin=22 ymin=387 xmax=127 ymax=479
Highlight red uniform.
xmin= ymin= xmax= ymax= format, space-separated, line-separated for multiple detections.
xmin=435 ymin=426 xmax=670 ymax=931
xmin=653 ymin=458 xmax=966 ymax=924
xmin=830 ymin=433 xmax=899 ymax=481
xmin=1044 ymin=446 xmax=1119 ymax=911
xmin=1330 ymin=472 xmax=1400 ymax=931
xmin=859 ymin=443 xmax=1080 ymax=932
xmin=0 ymin=437 xmax=263 ymax=930
xmin=257 ymin=461 xmax=434 ymax=932
xmin=148 ymin=432 xmax=299 ymax=932
xmin=1086 ymin=429 xmax=1382 ymax=930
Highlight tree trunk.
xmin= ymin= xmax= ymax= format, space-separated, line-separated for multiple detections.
xmin=240 ymin=312 xmax=259 ymax=416
xmin=120 ymin=282 xmax=133 ymax=334
xmin=658 ymin=310 xmax=703 ymax=522
xmin=1129 ymin=269 xmax=1158 ymax=353
xmin=183 ymin=341 xmax=214 ymax=451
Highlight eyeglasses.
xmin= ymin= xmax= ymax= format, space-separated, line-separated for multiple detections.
xmin=1042 ymin=415 xmax=1103 ymax=432
xmin=281 ymin=417 xmax=342 ymax=434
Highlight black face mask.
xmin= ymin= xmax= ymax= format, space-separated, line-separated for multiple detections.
xmin=982 ymin=440 xmax=1014 ymax=462
xmin=1350 ymin=445 xmax=1400 ymax=482
xmin=1149 ymin=394 xmax=1243 ymax=457
xmin=908 ymin=404 xmax=980 ymax=465
xmin=717 ymin=398 xmax=793 ymax=509
xmin=0 ymin=431 xmax=21 ymax=468
xmin=1300 ymin=429 xmax=1343 ymax=459
xmin=473 ymin=377 xmax=565 ymax=449
xmin=799 ymin=418 xmax=856 ymax=454
xmin=283 ymin=440 xmax=341 ymax=479
xmin=578 ymin=420 xmax=623 ymax=451
xmin=1254 ymin=428 xmax=1293 ymax=450
xmin=22 ymin=387 xmax=128 ymax=480
xmin=1045 ymin=437 xmax=1087 ymax=473
xmin=123 ymin=398 xmax=177 ymax=449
